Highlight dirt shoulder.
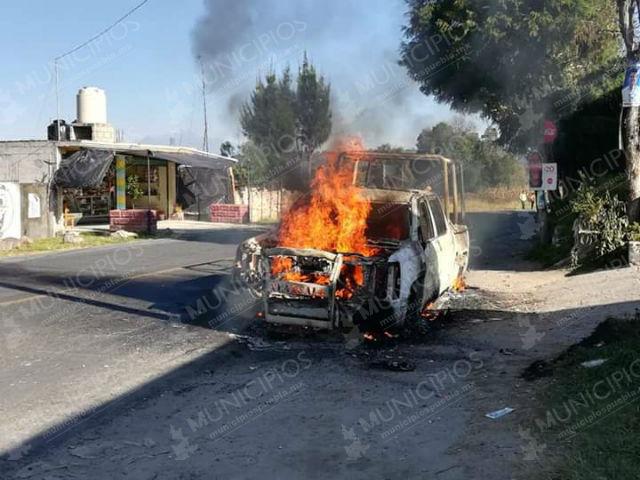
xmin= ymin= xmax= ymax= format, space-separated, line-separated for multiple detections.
xmin=445 ymin=212 xmax=640 ymax=479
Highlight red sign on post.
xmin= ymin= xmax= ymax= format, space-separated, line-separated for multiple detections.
xmin=527 ymin=151 xmax=543 ymax=189
xmin=543 ymin=120 xmax=557 ymax=144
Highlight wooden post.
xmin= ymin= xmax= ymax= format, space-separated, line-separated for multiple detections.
xmin=442 ymin=160 xmax=450 ymax=220
xmin=451 ymin=162 xmax=459 ymax=223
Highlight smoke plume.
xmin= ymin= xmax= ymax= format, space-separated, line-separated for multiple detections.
xmin=191 ymin=0 xmax=461 ymax=149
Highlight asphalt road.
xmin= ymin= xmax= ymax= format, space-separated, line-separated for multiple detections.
xmin=0 ymin=212 xmax=586 ymax=480
xmin=0 ymin=226 xmax=265 ymax=459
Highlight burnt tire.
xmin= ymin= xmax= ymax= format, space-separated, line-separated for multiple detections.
xmin=352 ymin=298 xmax=396 ymax=332
xmin=404 ymin=277 xmax=430 ymax=336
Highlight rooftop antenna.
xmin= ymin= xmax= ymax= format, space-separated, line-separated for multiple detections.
xmin=51 ymin=0 xmax=150 ymax=145
xmin=198 ymin=56 xmax=209 ymax=153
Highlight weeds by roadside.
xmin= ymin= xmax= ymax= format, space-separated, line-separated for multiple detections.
xmin=0 ymin=232 xmax=141 ymax=257
xmin=530 ymin=315 xmax=640 ymax=480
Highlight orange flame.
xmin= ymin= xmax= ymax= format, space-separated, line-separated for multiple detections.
xmin=452 ymin=276 xmax=466 ymax=292
xmin=277 ymin=138 xmax=376 ymax=257
xmin=335 ymin=264 xmax=364 ymax=299
xmin=420 ymin=301 xmax=438 ymax=320
xmin=270 ymin=138 xmax=376 ymax=299
xmin=270 ymin=255 xmax=331 ymax=285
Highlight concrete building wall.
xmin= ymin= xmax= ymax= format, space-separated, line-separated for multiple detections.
xmin=20 ymin=183 xmax=51 ymax=239
xmin=0 ymin=140 xmax=56 ymax=184
xmin=0 ymin=141 xmax=57 ymax=239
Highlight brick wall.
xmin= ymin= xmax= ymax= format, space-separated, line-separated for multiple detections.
xmin=209 ymin=204 xmax=249 ymax=224
xmin=110 ymin=209 xmax=157 ymax=233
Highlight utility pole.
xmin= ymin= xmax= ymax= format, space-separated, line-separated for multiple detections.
xmin=54 ymin=59 xmax=60 ymax=142
xmin=198 ymin=56 xmax=209 ymax=153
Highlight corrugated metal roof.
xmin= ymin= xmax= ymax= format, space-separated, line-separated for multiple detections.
xmin=56 ymin=140 xmax=238 ymax=164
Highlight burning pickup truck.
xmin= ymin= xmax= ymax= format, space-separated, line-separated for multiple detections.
xmin=234 ymin=150 xmax=469 ymax=331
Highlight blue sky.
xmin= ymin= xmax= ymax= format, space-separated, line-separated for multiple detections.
xmin=0 ymin=0 xmax=474 ymax=149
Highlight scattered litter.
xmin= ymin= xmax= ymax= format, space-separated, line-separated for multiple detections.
xmin=249 ymin=365 xmax=258 ymax=371
xmin=499 ymin=348 xmax=515 ymax=356
xmin=581 ymin=358 xmax=607 ymax=368
xmin=595 ymin=341 xmax=605 ymax=348
xmin=69 ymin=445 xmax=98 ymax=459
xmin=485 ymin=407 xmax=514 ymax=419
xmin=229 ymin=333 xmax=288 ymax=351
xmin=110 ymin=230 xmax=138 ymax=239
xmin=369 ymin=359 xmax=415 ymax=372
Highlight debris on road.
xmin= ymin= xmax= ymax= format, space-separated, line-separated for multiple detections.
xmin=63 ymin=231 xmax=84 ymax=244
xmin=485 ymin=407 xmax=514 ymax=419
xmin=581 ymin=358 xmax=608 ymax=368
xmin=369 ymin=359 xmax=416 ymax=372
xmin=110 ymin=230 xmax=138 ymax=239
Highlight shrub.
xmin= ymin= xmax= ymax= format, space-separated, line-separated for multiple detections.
xmin=570 ymin=183 xmax=628 ymax=260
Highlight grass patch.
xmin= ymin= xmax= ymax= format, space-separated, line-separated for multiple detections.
xmin=465 ymin=196 xmax=525 ymax=212
xmin=531 ymin=316 xmax=640 ymax=479
xmin=0 ymin=232 xmax=140 ymax=257
xmin=465 ymin=187 xmax=532 ymax=212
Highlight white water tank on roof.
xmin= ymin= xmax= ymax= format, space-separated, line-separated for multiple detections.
xmin=76 ymin=86 xmax=107 ymax=124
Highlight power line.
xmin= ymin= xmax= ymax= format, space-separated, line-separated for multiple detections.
xmin=52 ymin=0 xmax=151 ymax=139
xmin=55 ymin=0 xmax=150 ymax=61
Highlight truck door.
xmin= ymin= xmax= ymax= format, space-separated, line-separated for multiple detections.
xmin=427 ymin=197 xmax=457 ymax=294
xmin=417 ymin=198 xmax=439 ymax=303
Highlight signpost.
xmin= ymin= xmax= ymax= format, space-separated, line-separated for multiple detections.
xmin=622 ymin=63 xmax=640 ymax=107
xmin=541 ymin=163 xmax=558 ymax=190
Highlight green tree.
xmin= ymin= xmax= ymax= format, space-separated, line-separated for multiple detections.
xmin=232 ymin=141 xmax=273 ymax=189
xmin=239 ymin=56 xmax=332 ymax=189
xmin=400 ymin=0 xmax=620 ymax=150
xmin=296 ymin=53 xmax=332 ymax=178
xmin=126 ymin=174 xmax=144 ymax=209
xmin=240 ymin=70 xmax=297 ymax=175
xmin=374 ymin=144 xmax=406 ymax=153
xmin=416 ymin=121 xmax=524 ymax=192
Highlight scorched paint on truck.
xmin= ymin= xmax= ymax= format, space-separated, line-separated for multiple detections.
xmin=234 ymin=150 xmax=469 ymax=331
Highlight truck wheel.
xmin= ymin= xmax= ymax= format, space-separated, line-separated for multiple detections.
xmin=405 ymin=278 xmax=424 ymax=326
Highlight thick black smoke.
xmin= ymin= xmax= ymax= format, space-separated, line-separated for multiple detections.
xmin=190 ymin=0 xmax=463 ymax=148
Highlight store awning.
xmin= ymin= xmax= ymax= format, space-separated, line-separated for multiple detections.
xmin=53 ymin=149 xmax=114 ymax=188
xmin=146 ymin=150 xmax=233 ymax=170
xmin=56 ymin=141 xmax=237 ymax=170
